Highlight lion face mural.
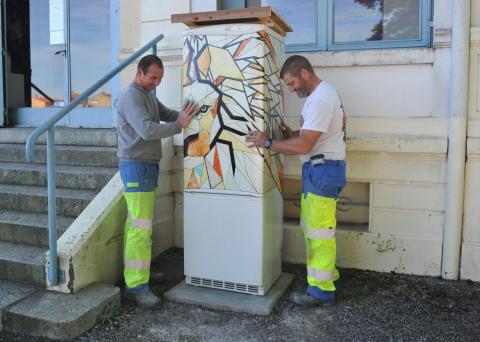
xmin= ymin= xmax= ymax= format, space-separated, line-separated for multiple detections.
xmin=183 ymin=27 xmax=285 ymax=195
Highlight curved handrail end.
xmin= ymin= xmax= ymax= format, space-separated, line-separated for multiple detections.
xmin=26 ymin=132 xmax=40 ymax=163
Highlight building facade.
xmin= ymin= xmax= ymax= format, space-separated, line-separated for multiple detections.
xmin=1 ymin=0 xmax=479 ymax=283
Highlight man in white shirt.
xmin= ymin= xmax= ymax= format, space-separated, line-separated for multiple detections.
xmin=246 ymin=55 xmax=346 ymax=306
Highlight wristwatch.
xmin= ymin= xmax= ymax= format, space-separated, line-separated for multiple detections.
xmin=263 ymin=138 xmax=272 ymax=149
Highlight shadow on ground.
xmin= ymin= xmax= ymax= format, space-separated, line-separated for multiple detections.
xmin=2 ymin=248 xmax=480 ymax=341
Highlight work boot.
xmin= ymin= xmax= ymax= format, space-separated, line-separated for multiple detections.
xmin=129 ymin=289 xmax=162 ymax=309
xmin=150 ymin=272 xmax=166 ymax=284
xmin=290 ymin=286 xmax=335 ymax=307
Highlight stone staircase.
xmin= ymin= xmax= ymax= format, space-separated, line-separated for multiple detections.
xmin=0 ymin=127 xmax=121 ymax=339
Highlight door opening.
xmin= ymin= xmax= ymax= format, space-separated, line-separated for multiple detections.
xmin=4 ymin=0 xmax=114 ymax=127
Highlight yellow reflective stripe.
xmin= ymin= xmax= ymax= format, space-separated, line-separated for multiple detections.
xmin=124 ymin=259 xmax=150 ymax=270
xmin=307 ymin=267 xmax=334 ymax=281
xmin=301 ymin=219 xmax=335 ymax=239
xmin=127 ymin=182 xmax=139 ymax=188
xmin=307 ymin=228 xmax=336 ymax=239
xmin=128 ymin=213 xmax=153 ymax=230
xmin=131 ymin=218 xmax=152 ymax=229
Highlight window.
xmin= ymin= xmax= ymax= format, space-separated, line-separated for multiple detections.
xmin=221 ymin=0 xmax=261 ymax=9
xmin=261 ymin=0 xmax=432 ymax=52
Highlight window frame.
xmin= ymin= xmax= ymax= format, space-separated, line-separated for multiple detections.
xmin=257 ymin=0 xmax=433 ymax=53
xmin=326 ymin=0 xmax=432 ymax=51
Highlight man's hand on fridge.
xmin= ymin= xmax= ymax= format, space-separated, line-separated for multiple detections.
xmin=245 ymin=130 xmax=269 ymax=148
xmin=177 ymin=100 xmax=199 ymax=128
xmin=280 ymin=120 xmax=298 ymax=139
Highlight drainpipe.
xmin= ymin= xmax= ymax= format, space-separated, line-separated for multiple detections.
xmin=442 ymin=0 xmax=471 ymax=280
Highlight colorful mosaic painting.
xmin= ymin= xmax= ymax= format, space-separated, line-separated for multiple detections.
xmin=183 ymin=28 xmax=285 ymax=195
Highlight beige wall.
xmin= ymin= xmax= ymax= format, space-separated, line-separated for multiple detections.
xmin=460 ymin=8 xmax=480 ymax=280
xmin=284 ymin=59 xmax=436 ymax=118
xmin=472 ymin=0 xmax=480 ymax=27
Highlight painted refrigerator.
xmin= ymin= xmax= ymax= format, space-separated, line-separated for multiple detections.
xmin=182 ymin=24 xmax=285 ymax=295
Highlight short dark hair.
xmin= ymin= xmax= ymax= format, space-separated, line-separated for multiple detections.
xmin=280 ymin=55 xmax=314 ymax=79
xmin=138 ymin=55 xmax=163 ymax=74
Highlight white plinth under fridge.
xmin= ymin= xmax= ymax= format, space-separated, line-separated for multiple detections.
xmin=182 ymin=23 xmax=285 ymax=295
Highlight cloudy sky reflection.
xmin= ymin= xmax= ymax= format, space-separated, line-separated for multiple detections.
xmin=30 ymin=0 xmax=111 ymax=99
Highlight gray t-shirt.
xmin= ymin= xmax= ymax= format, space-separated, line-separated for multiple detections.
xmin=116 ymin=82 xmax=182 ymax=164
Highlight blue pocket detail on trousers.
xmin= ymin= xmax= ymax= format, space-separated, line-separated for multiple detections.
xmin=302 ymin=161 xmax=346 ymax=199
xmin=119 ymin=162 xmax=159 ymax=192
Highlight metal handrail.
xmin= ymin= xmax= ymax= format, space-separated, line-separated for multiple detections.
xmin=25 ymin=34 xmax=164 ymax=286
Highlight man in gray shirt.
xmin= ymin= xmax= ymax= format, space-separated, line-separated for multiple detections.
xmin=117 ymin=55 xmax=197 ymax=308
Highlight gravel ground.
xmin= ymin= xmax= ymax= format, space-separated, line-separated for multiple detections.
xmin=2 ymin=248 xmax=480 ymax=342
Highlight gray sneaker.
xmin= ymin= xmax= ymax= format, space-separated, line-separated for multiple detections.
xmin=131 ymin=289 xmax=162 ymax=309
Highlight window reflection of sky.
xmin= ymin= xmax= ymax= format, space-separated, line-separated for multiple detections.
xmin=71 ymin=1 xmax=110 ymax=96
xmin=30 ymin=0 xmax=110 ymax=99
xmin=264 ymin=0 xmax=316 ymax=45
xmin=334 ymin=0 xmax=382 ymax=43
xmin=30 ymin=0 xmax=63 ymax=98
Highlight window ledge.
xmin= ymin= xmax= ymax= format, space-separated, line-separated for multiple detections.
xmin=347 ymin=134 xmax=447 ymax=154
xmin=291 ymin=47 xmax=435 ymax=67
xmin=472 ymin=27 xmax=480 ymax=45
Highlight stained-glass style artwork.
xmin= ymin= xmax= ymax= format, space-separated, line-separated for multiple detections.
xmin=183 ymin=28 xmax=285 ymax=195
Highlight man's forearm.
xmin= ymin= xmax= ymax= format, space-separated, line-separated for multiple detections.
xmin=270 ymin=136 xmax=311 ymax=155
xmin=246 ymin=128 xmax=320 ymax=154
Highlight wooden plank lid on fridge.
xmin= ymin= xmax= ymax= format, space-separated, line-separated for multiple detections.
xmin=171 ymin=7 xmax=292 ymax=36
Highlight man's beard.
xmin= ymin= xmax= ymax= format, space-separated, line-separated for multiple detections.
xmin=295 ymin=77 xmax=309 ymax=98
xmin=296 ymin=88 xmax=309 ymax=98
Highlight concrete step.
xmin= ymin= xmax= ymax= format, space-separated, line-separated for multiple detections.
xmin=0 ymin=210 xmax=73 ymax=247
xmin=0 ymin=143 xmax=118 ymax=167
xmin=0 ymin=162 xmax=117 ymax=190
xmin=0 ymin=184 xmax=97 ymax=217
xmin=0 ymin=127 xmax=118 ymax=147
xmin=0 ymin=280 xmax=39 ymax=330
xmin=1 ymin=281 xmax=120 ymax=340
xmin=0 ymin=241 xmax=47 ymax=287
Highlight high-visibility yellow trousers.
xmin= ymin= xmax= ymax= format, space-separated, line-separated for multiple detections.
xmin=301 ymin=160 xmax=346 ymax=293
xmin=301 ymin=192 xmax=339 ymax=292
xmin=119 ymin=161 xmax=158 ymax=293
xmin=123 ymin=191 xmax=155 ymax=291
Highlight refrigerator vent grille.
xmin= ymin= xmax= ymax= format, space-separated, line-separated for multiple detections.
xmin=187 ymin=276 xmax=263 ymax=295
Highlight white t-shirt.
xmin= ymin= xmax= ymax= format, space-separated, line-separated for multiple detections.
xmin=299 ymin=81 xmax=345 ymax=162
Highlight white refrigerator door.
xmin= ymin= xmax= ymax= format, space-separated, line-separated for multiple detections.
xmin=184 ymin=188 xmax=283 ymax=294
